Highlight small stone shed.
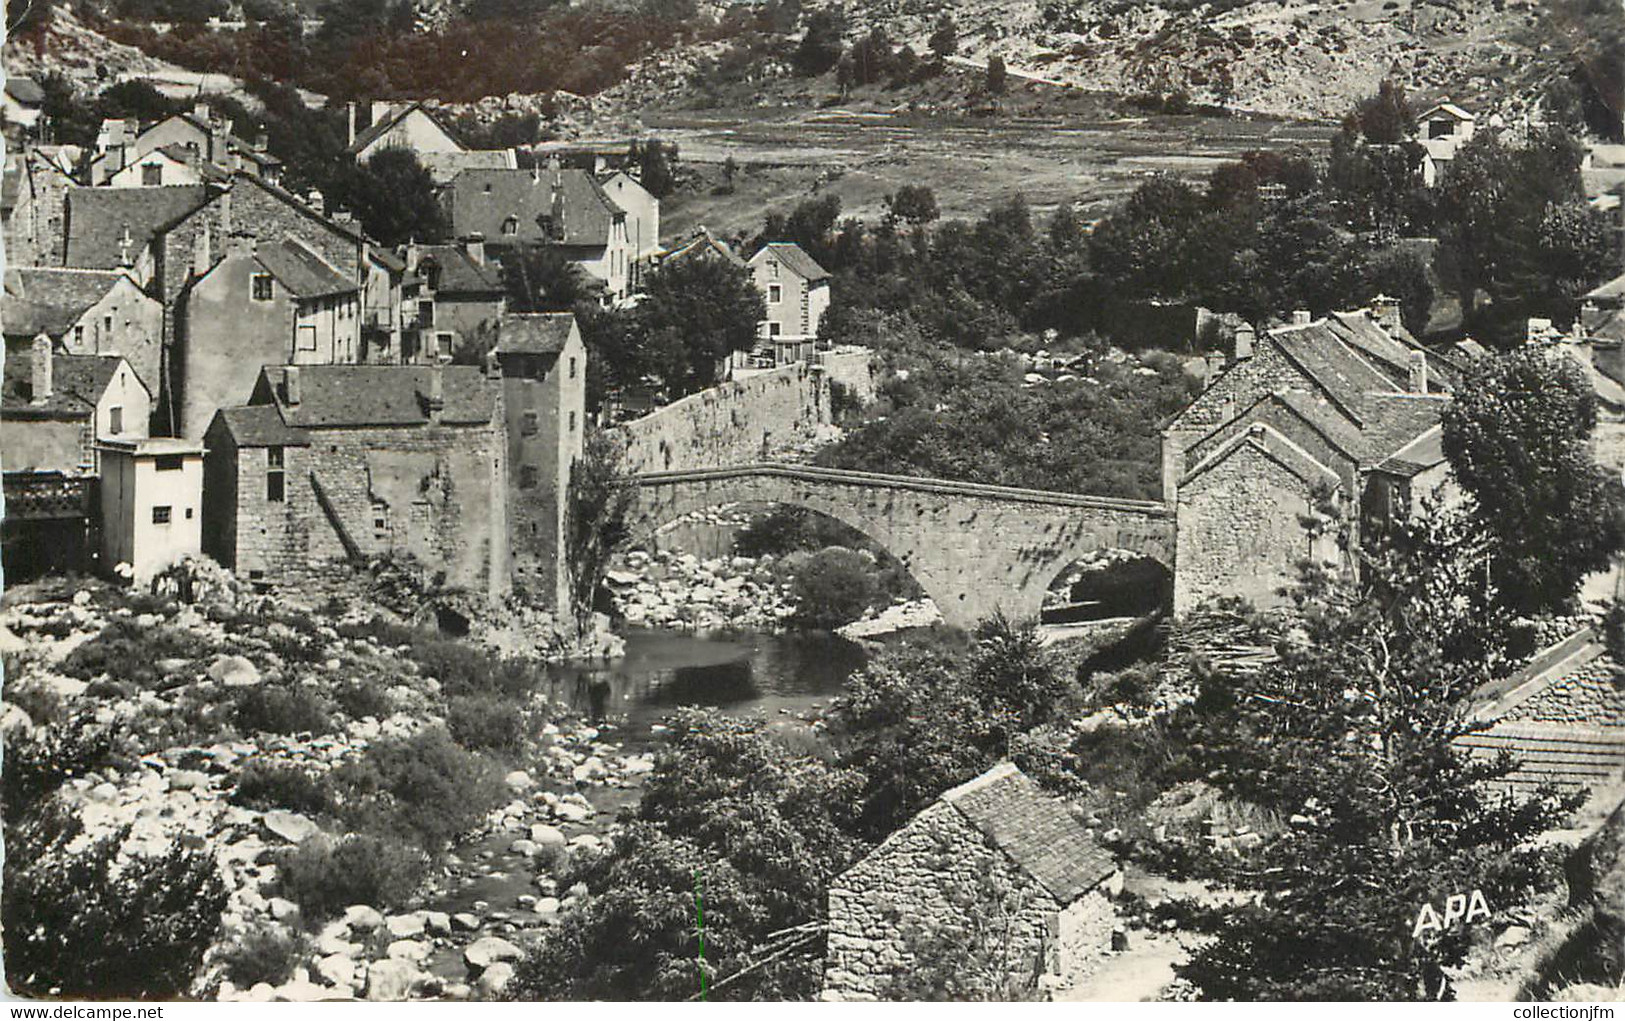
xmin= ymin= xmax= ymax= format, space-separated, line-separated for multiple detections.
xmin=822 ymin=762 xmax=1122 ymax=1000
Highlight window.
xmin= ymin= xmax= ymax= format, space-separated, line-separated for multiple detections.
xmin=141 ymin=162 xmax=163 ymax=186
xmin=109 ymin=406 xmax=123 ymax=435
xmin=74 ymin=325 xmax=84 ymax=346
xmin=437 ymin=333 xmax=453 ymax=361
xmin=520 ymin=411 xmax=538 ymax=436
xmin=768 ymin=284 xmax=782 ymax=303
xmin=152 ymin=506 xmax=172 ymax=525
xmin=569 ymin=357 xmax=577 ymax=379
xmin=372 ymin=500 xmax=389 ymax=540
xmin=768 ymin=261 xmax=779 ymax=278
xmin=103 ymin=315 xmax=112 ymax=336
xmin=768 ymin=322 xmax=782 ymax=337
xmin=252 ymin=273 xmax=274 ymax=301
xmin=569 ymin=411 xmax=577 ymax=432
xmin=501 ymin=216 xmax=518 ymax=236
xmin=155 ymin=454 xmax=183 ymax=471
xmin=519 ymin=464 xmax=539 ymax=489
xmin=185 ymin=507 xmax=194 ymax=519
xmin=296 ymin=325 xmax=317 ymax=351
xmin=267 ymin=445 xmax=285 ymax=502
xmin=419 ymin=300 xmax=435 ymax=328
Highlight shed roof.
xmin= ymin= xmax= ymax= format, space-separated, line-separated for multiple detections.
xmin=940 ymin=763 xmax=1117 ymax=903
xmin=750 ymin=242 xmax=831 ymax=282
xmin=256 ymin=365 xmax=496 ymax=427
xmin=63 ymin=185 xmax=213 ymax=270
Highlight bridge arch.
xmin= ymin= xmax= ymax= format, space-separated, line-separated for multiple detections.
xmin=627 ymin=464 xmax=1176 ymax=630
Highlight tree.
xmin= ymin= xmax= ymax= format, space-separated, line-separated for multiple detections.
xmin=563 ymin=430 xmax=635 ymax=637
xmin=630 ymin=256 xmax=765 ymax=396
xmin=499 ymin=244 xmax=595 ymax=313
xmin=790 ymin=546 xmax=881 ymax=627
xmin=794 ymin=8 xmax=845 ymax=76
xmin=1440 ymin=345 xmax=1625 ymax=613
xmin=632 ymin=139 xmax=677 ymax=200
xmin=985 ymin=54 xmax=1008 ymax=95
xmin=330 ymin=149 xmax=449 ymax=247
xmin=883 ymin=184 xmax=939 ymax=226
xmin=928 ymin=13 xmax=958 ymax=60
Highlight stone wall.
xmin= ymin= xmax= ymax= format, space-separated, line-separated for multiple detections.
xmin=823 ymin=801 xmax=1058 ymax=1001
xmin=1505 ymin=660 xmax=1625 ymax=727
xmin=821 ymin=347 xmax=878 ymax=405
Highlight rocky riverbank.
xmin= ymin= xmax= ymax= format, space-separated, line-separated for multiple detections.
xmin=0 ymin=567 xmax=643 ymax=1002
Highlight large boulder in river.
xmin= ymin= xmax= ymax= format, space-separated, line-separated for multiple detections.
xmin=529 ymin=824 xmax=566 ymax=848
xmin=463 ymin=936 xmax=522 ymax=972
xmin=364 ymin=959 xmax=424 ymax=1001
xmin=475 ymin=962 xmax=515 ymax=997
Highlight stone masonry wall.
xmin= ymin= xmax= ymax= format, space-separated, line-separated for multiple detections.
xmin=1172 ymin=339 xmax=1307 ymax=433
xmin=1506 ymin=660 xmax=1625 ymax=727
xmin=820 ymin=348 xmax=878 ymax=405
xmin=612 ymin=362 xmax=832 ymax=475
xmin=823 ymin=802 xmax=1059 ymax=1001
xmin=1175 ymin=441 xmax=1319 ymax=613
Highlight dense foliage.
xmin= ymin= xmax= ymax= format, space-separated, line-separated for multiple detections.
xmin=327 ymin=149 xmax=450 ymax=247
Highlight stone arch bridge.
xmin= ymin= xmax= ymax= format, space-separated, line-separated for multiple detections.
xmin=629 ymin=463 xmax=1175 ymax=629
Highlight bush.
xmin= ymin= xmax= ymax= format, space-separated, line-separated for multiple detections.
xmin=60 ymin=621 xmax=213 ymax=688
xmin=332 ymin=677 xmax=394 ymax=721
xmin=230 ymin=760 xmax=334 ymax=816
xmin=232 ymin=684 xmax=334 ymax=736
xmin=447 ymin=693 xmax=526 ymax=754
xmin=408 ymin=636 xmax=540 ymax=699
xmin=273 ymin=834 xmax=428 ymax=919
xmin=3 ymin=807 xmax=228 ymax=998
xmin=790 ymin=546 xmax=881 ymax=628
xmin=331 ymin=728 xmax=505 ymax=852
xmin=2 ymin=713 xmax=117 ymax=816
xmin=215 ymin=924 xmax=307 ymax=989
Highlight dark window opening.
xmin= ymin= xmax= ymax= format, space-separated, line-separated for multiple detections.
xmin=155 ymin=454 xmax=184 ymax=471
xmin=152 ymin=505 xmax=172 ymax=524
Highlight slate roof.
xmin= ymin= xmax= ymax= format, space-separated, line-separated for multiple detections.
xmin=448 ymin=168 xmax=624 ymax=248
xmin=1328 ymin=311 xmax=1456 ymax=392
xmin=416 ymin=149 xmax=515 ymax=185
xmin=1271 ymin=320 xmax=1399 ymax=423
xmin=1372 ymin=423 xmax=1447 ymax=478
xmin=750 ymin=242 xmax=831 ymax=282
xmin=255 ymin=239 xmax=356 ymax=298
xmin=495 ymin=312 xmax=575 ymax=355
xmin=1358 ymin=393 xmax=1449 ymax=462
xmin=1184 ymin=420 xmax=1343 ymax=490
xmin=2 ymin=353 xmax=128 ymax=418
xmin=3 ymin=268 xmax=131 ymax=339
xmin=210 ymin=404 xmax=310 ymax=448
xmin=63 ymin=185 xmax=213 ymax=270
xmin=415 ymin=245 xmax=504 ymax=295
xmin=256 ymin=365 xmax=496 ymax=427
xmin=663 ymin=231 xmax=746 ymax=267
xmin=940 ymin=763 xmax=1117 ymax=904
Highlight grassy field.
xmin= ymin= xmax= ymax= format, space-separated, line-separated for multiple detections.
xmin=650 ymin=76 xmax=1338 ymax=242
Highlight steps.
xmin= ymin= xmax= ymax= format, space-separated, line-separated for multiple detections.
xmin=1454 ymin=724 xmax=1625 ymax=791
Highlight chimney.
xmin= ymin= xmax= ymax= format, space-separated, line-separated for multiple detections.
xmin=347 ymin=102 xmax=357 ymax=147
xmin=284 ymin=366 xmax=301 ymax=406
xmin=405 ymin=242 xmax=421 ymax=273
xmin=117 ymin=226 xmax=135 ymax=269
xmin=225 ymin=231 xmax=254 ymax=258
xmin=484 ymin=346 xmax=503 ymax=380
xmin=371 ymin=100 xmax=395 ymax=124
xmin=30 ymin=334 xmax=53 ymax=402
xmin=1526 ymin=317 xmax=1556 ymax=344
xmin=209 ymin=119 xmax=230 ymax=165
xmin=1234 ymin=323 xmax=1255 ymax=361
xmin=1204 ymin=351 xmax=1226 ymax=381
xmin=463 ymin=233 xmax=485 ymax=267
xmin=193 ymin=100 xmax=211 ymax=123
xmin=253 ymin=130 xmax=268 ymax=153
xmin=1407 ymin=350 xmax=1428 ymax=393
xmin=426 ymin=365 xmax=445 ymax=419
xmin=1370 ymin=293 xmax=1402 ymax=330
xmin=306 ymin=189 xmax=326 ymax=216
xmin=191 ymin=224 xmax=213 ymax=277
xmin=1291 ymin=309 xmax=1313 ymax=326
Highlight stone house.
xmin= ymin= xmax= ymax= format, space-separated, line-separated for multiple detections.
xmin=3 ymin=267 xmax=164 ymax=399
xmin=3 ymin=146 xmax=78 ymax=267
xmin=447 ymin=165 xmax=633 ymax=304
xmin=2 ymin=337 xmax=151 ymax=474
xmin=1416 ymin=101 xmax=1475 ymax=188
xmin=176 ymin=235 xmax=363 ymax=438
xmin=89 ymin=102 xmax=280 ymax=186
xmin=823 ymin=763 xmax=1121 ymax=1001
xmin=661 ymin=228 xmax=746 ymax=269
xmin=402 ymin=239 xmax=507 ymax=363
xmin=203 ymin=364 xmax=511 ymax=602
xmin=748 ymin=242 xmax=831 ymax=367
xmin=98 ymin=437 xmax=205 ymax=584
xmin=1162 ymin=305 xmax=1451 ymax=612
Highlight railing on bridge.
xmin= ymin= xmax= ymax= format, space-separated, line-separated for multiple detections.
xmin=631 ymin=462 xmax=1171 ymax=516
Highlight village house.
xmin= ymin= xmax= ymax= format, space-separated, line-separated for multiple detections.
xmin=62 ymin=183 xmax=216 ymax=288
xmin=447 ymin=164 xmax=633 ymax=304
xmin=823 ymin=763 xmax=1122 ymax=1001
xmin=176 ymin=234 xmax=362 ymax=439
xmin=97 ymin=437 xmax=205 ymax=585
xmin=598 ymin=169 xmax=660 ymax=287
xmin=88 ymin=103 xmax=281 ymax=186
xmin=1161 ymin=302 xmax=1455 ymax=612
xmin=1416 ymin=101 xmax=1476 ymax=188
xmin=3 ymin=267 xmax=164 ymax=399
xmin=748 ymin=242 xmax=832 ymax=367
xmin=402 ymin=239 xmax=508 ymax=363
xmin=661 ymin=227 xmax=747 ymax=269
xmin=347 ymin=101 xmax=464 ymax=162
xmin=107 ymin=143 xmax=234 ymax=189
xmin=203 ymin=363 xmax=511 ymax=601
xmin=3 ymin=146 xmax=78 ymax=268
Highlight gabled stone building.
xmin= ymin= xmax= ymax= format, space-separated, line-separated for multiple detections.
xmin=822 ymin=763 xmax=1121 ymax=1001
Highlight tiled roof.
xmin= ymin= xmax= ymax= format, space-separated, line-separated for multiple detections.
xmin=1358 ymin=393 xmax=1449 ymax=462
xmin=210 ymin=404 xmax=310 ymax=447
xmin=255 ymin=238 xmax=356 ymax=298
xmin=1271 ymin=320 xmax=1400 ymax=423
xmin=256 ymin=365 xmax=496 ymax=427
xmin=64 ymin=185 xmax=213 ymax=270
xmin=941 ymin=763 xmax=1117 ymax=903
xmin=3 ymin=268 xmax=131 ymax=338
xmin=416 ymin=245 xmax=504 ymax=295
xmin=495 ymin=312 xmax=575 ymax=355
xmin=2 ymin=353 xmax=127 ymax=417
xmin=448 ymin=168 xmax=624 ymax=248
xmin=1328 ymin=311 xmax=1456 ymax=392
xmin=750 ymin=242 xmax=831 ymax=282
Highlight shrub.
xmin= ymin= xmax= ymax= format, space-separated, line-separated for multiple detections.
xmin=230 ymin=760 xmax=334 ymax=816
xmin=332 ymin=677 xmax=394 ymax=721
xmin=790 ymin=546 xmax=881 ymax=628
xmin=60 ymin=621 xmax=213 ymax=688
xmin=3 ymin=807 xmax=228 ymax=998
xmin=408 ymin=636 xmax=539 ymax=699
xmin=332 ymin=728 xmax=505 ymax=852
xmin=447 ymin=693 xmax=525 ymax=754
xmin=232 ymin=684 xmax=334 ymax=736
xmin=273 ymin=834 xmax=428 ymax=919
xmin=2 ymin=713 xmax=117 ymax=816
xmin=215 ymin=924 xmax=307 ymax=989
